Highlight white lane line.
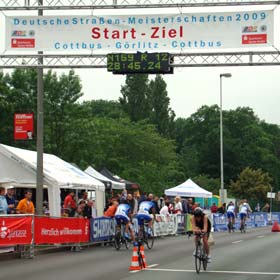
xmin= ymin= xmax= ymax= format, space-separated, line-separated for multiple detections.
xmin=145 ymin=268 xmax=280 ymax=275
xmin=130 ymin=264 xmax=158 ymax=274
xmin=232 ymin=240 xmax=243 ymax=244
xmin=257 ymin=235 xmax=265 ymax=238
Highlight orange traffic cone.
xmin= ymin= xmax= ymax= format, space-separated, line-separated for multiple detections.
xmin=140 ymin=245 xmax=148 ymax=269
xmin=129 ymin=244 xmax=141 ymax=271
xmin=272 ymin=221 xmax=280 ymax=232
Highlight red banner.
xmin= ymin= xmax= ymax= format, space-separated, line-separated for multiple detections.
xmin=0 ymin=217 xmax=32 ymax=245
xmin=14 ymin=113 xmax=34 ymax=140
xmin=34 ymin=217 xmax=89 ymax=244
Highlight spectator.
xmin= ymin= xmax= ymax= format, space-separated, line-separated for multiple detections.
xmin=181 ymin=198 xmax=188 ymax=214
xmin=120 ymin=189 xmax=127 ymax=202
xmin=187 ymin=198 xmax=194 ymax=214
xmin=127 ymin=194 xmax=135 ymax=212
xmin=79 ymin=191 xmax=88 ymax=204
xmin=63 ymin=191 xmax=76 ymax=217
xmin=16 ymin=190 xmax=35 ymax=214
xmin=174 ymin=196 xmax=183 ymax=214
xmin=168 ymin=201 xmax=174 ymax=213
xmin=158 ymin=194 xmax=166 ymax=210
xmin=160 ymin=201 xmax=170 ymax=216
xmin=0 ymin=187 xmax=8 ymax=214
xmin=210 ymin=203 xmax=218 ymax=213
xmin=133 ymin=192 xmax=139 ymax=214
xmin=139 ymin=192 xmax=147 ymax=204
xmin=192 ymin=202 xmax=200 ymax=212
xmin=153 ymin=196 xmax=160 ymax=214
xmin=218 ymin=203 xmax=226 ymax=214
xmin=104 ymin=200 xmax=118 ymax=217
xmin=74 ymin=205 xmax=84 ymax=217
xmin=262 ymin=203 xmax=270 ymax=212
xmin=5 ymin=187 xmax=16 ymax=214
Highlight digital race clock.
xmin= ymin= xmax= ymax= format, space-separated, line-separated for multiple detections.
xmin=107 ymin=52 xmax=173 ymax=74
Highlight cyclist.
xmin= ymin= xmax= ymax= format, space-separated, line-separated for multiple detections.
xmin=114 ymin=200 xmax=135 ymax=242
xmin=239 ymin=200 xmax=252 ymax=231
xmin=227 ymin=201 xmax=236 ymax=232
xmin=191 ymin=207 xmax=212 ymax=263
xmin=136 ymin=193 xmax=156 ymax=236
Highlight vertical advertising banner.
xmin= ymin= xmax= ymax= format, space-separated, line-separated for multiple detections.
xmin=5 ymin=10 xmax=274 ymax=52
xmin=14 ymin=113 xmax=34 ymax=140
xmin=0 ymin=217 xmax=32 ymax=245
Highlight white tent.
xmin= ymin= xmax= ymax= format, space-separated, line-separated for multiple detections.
xmin=165 ymin=179 xmax=212 ymax=198
xmin=0 ymin=144 xmax=105 ymax=216
xmin=85 ymin=166 xmax=125 ymax=190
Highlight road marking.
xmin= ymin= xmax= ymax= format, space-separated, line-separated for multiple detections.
xmin=145 ymin=268 xmax=280 ymax=275
xmin=257 ymin=235 xmax=265 ymax=238
xmin=130 ymin=264 xmax=158 ymax=274
xmin=232 ymin=240 xmax=243 ymax=244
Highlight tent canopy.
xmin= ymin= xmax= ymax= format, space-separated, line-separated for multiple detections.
xmin=0 ymin=144 xmax=105 ymax=216
xmin=85 ymin=166 xmax=125 ymax=190
xmin=165 ymin=179 xmax=212 ymax=198
xmin=100 ymin=167 xmax=139 ymax=191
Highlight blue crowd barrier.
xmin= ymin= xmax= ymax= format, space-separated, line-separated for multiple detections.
xmin=213 ymin=212 xmax=270 ymax=232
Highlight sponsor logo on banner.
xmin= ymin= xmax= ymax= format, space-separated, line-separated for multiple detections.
xmin=242 ymin=26 xmax=258 ymax=33
xmin=5 ymin=10 xmax=273 ymax=51
xmin=0 ymin=217 xmax=32 ymax=245
xmin=90 ymin=217 xmax=115 ymax=242
xmin=11 ymin=38 xmax=35 ymax=48
xmin=34 ymin=217 xmax=89 ymax=244
xmin=242 ymin=34 xmax=267 ymax=44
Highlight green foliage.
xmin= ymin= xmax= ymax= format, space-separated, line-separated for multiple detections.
xmin=119 ymin=74 xmax=150 ymax=122
xmin=230 ymin=167 xmax=272 ymax=203
xmin=148 ymin=75 xmax=175 ymax=137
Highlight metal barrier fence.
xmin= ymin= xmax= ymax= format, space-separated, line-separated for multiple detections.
xmin=0 ymin=212 xmax=273 ymax=258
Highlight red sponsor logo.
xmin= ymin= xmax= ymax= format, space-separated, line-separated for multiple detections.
xmin=242 ymin=34 xmax=267 ymax=45
xmin=0 ymin=217 xmax=32 ymax=245
xmin=11 ymin=38 xmax=35 ymax=48
xmin=34 ymin=217 xmax=90 ymax=244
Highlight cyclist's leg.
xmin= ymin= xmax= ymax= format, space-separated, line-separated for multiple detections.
xmin=202 ymin=234 xmax=210 ymax=256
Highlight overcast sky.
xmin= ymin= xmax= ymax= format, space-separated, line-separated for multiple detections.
xmin=1 ymin=5 xmax=280 ymax=125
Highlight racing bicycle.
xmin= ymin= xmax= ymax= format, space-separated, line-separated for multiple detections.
xmin=193 ymin=233 xmax=208 ymax=274
xmin=137 ymin=220 xmax=154 ymax=249
xmin=114 ymin=222 xmax=130 ymax=250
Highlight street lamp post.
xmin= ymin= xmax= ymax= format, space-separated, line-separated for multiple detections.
xmin=219 ymin=73 xmax=232 ymax=205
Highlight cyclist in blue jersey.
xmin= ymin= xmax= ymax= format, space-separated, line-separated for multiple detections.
xmin=136 ymin=193 xmax=156 ymax=231
xmin=115 ymin=200 xmax=135 ymax=241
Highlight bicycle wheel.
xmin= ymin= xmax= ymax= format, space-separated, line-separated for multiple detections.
xmin=202 ymin=248 xmax=208 ymax=271
xmin=195 ymin=244 xmax=202 ymax=274
xmin=144 ymin=226 xmax=154 ymax=250
xmin=114 ymin=231 xmax=121 ymax=250
xmin=121 ymin=225 xmax=129 ymax=250
xmin=228 ymin=221 xmax=232 ymax=233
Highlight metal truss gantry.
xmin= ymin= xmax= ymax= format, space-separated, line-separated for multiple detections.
xmin=0 ymin=52 xmax=279 ymax=68
xmin=0 ymin=0 xmax=279 ymax=10
xmin=1 ymin=0 xmax=280 ymax=68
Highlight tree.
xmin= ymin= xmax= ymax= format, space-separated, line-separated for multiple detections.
xmin=44 ymin=70 xmax=83 ymax=156
xmin=192 ymin=175 xmax=220 ymax=195
xmin=63 ymin=117 xmax=184 ymax=195
xmin=230 ymin=167 xmax=272 ymax=203
xmin=148 ymin=75 xmax=175 ymax=137
xmin=119 ymin=74 xmax=150 ymax=122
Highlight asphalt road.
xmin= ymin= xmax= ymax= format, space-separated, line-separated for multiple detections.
xmin=0 ymin=227 xmax=279 ymax=280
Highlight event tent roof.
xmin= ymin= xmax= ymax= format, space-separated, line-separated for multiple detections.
xmin=85 ymin=166 xmax=125 ymax=190
xmin=0 ymin=144 xmax=105 ymax=191
xmin=165 ymin=179 xmax=212 ymax=198
xmin=100 ymin=167 xmax=139 ymax=191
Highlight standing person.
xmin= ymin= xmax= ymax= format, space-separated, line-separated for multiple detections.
xmin=127 ymin=193 xmax=135 ymax=212
xmin=0 ymin=187 xmax=8 ymax=214
xmin=158 ymin=194 xmax=166 ymax=210
xmin=210 ymin=203 xmax=218 ymax=213
xmin=5 ymin=187 xmax=16 ymax=214
xmin=153 ymin=196 xmax=160 ymax=214
xmin=174 ymin=196 xmax=183 ymax=214
xmin=63 ymin=191 xmax=77 ymax=217
xmin=187 ymin=198 xmax=194 ymax=214
xmin=104 ymin=200 xmax=118 ymax=218
xmin=160 ymin=201 xmax=170 ymax=216
xmin=133 ymin=192 xmax=139 ymax=215
xmin=16 ymin=190 xmax=35 ymax=214
xmin=262 ymin=203 xmax=270 ymax=212
xmin=218 ymin=203 xmax=226 ymax=214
